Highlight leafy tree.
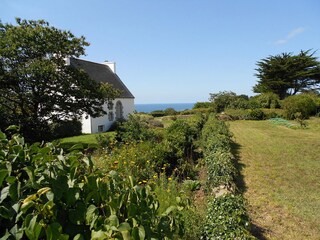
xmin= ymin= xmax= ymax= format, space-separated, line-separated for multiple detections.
xmin=193 ymin=102 xmax=211 ymax=109
xmin=0 ymin=18 xmax=118 ymax=142
xmin=209 ymin=91 xmax=250 ymax=112
xmin=253 ymin=50 xmax=320 ymax=99
xmin=250 ymin=92 xmax=280 ymax=108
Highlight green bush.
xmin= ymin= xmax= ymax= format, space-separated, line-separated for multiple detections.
xmin=0 ymin=129 xmax=185 ymax=239
xmin=164 ymin=108 xmax=177 ymax=116
xmin=193 ymin=102 xmax=211 ymax=109
xmin=150 ymin=110 xmax=166 ymax=117
xmin=148 ymin=119 xmax=164 ymax=128
xmin=165 ymin=120 xmax=197 ymax=160
xmin=199 ymin=116 xmax=255 ymax=239
xmin=153 ymin=120 xmax=199 ymax=179
xmin=50 ymin=119 xmax=82 ymax=139
xmin=182 ymin=180 xmax=201 ymax=192
xmin=228 ymin=97 xmax=250 ymax=109
xmin=203 ymin=194 xmax=254 ymax=239
xmin=281 ymin=94 xmax=318 ymax=119
xmin=205 ymin=150 xmax=237 ymax=190
xmin=95 ymin=141 xmax=157 ymax=183
xmin=222 ymin=109 xmax=250 ymax=120
xmin=210 ymin=91 xmax=238 ymax=113
xmin=262 ymin=108 xmax=285 ymax=119
xmin=200 ymin=116 xmax=233 ymax=154
xmin=251 ymin=92 xmax=280 ymax=108
xmin=115 ymin=114 xmax=155 ymax=143
xmin=180 ymin=108 xmax=211 ymax=115
xmin=246 ymin=109 xmax=266 ymax=120
xmin=150 ymin=108 xmax=177 ymax=117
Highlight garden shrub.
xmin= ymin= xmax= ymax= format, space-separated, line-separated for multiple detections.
xmin=164 ymin=108 xmax=177 ymax=116
xmin=223 ymin=109 xmax=250 ymax=120
xmin=180 ymin=108 xmax=211 ymax=115
xmin=0 ymin=129 xmax=185 ymax=239
xmin=148 ymin=119 xmax=164 ymax=128
xmin=164 ymin=120 xmax=196 ymax=160
xmin=203 ymin=194 xmax=254 ymax=239
xmin=251 ymin=92 xmax=280 ymax=108
xmin=150 ymin=108 xmax=177 ymax=117
xmin=182 ymin=180 xmax=201 ymax=192
xmin=150 ymin=120 xmax=199 ymax=179
xmin=94 ymin=141 xmax=157 ymax=183
xmin=228 ymin=97 xmax=250 ymax=109
xmin=209 ymin=91 xmax=250 ymax=112
xmin=193 ymin=102 xmax=211 ymax=109
xmin=51 ymin=119 xmax=82 ymax=139
xmin=200 ymin=116 xmax=255 ymax=239
xmin=153 ymin=176 xmax=205 ymax=240
xmin=262 ymin=108 xmax=285 ymax=119
xmin=182 ymin=205 xmax=206 ymax=240
xmin=149 ymin=110 xmax=166 ymax=117
xmin=281 ymin=94 xmax=318 ymax=119
xmin=115 ymin=114 xmax=155 ymax=143
xmin=205 ymin=149 xmax=237 ymax=190
xmin=246 ymin=109 xmax=265 ymax=120
xmin=200 ymin=116 xmax=233 ymax=154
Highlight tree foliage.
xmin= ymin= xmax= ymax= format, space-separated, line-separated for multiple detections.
xmin=0 ymin=18 xmax=119 ymax=142
xmin=253 ymin=50 xmax=320 ymax=99
xmin=209 ymin=91 xmax=249 ymax=112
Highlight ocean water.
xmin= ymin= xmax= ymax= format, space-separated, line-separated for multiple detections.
xmin=135 ymin=103 xmax=195 ymax=113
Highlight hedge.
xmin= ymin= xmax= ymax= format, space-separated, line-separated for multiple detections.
xmin=200 ymin=115 xmax=255 ymax=239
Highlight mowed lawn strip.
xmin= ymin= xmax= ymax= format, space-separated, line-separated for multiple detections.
xmin=229 ymin=118 xmax=320 ymax=240
xmin=60 ymin=132 xmax=115 ymax=145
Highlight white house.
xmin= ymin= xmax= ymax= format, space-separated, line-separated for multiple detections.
xmin=68 ymin=58 xmax=135 ymax=133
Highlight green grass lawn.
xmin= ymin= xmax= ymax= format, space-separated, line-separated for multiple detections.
xmin=229 ymin=118 xmax=320 ymax=240
xmin=59 ymin=132 xmax=115 ymax=148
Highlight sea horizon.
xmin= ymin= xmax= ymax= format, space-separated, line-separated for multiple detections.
xmin=135 ymin=103 xmax=195 ymax=113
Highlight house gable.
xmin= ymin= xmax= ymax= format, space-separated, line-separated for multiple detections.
xmin=68 ymin=58 xmax=135 ymax=133
xmin=69 ymin=58 xmax=134 ymax=99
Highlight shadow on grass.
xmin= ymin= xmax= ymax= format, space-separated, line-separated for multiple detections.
xmin=230 ymin=141 xmax=247 ymax=194
xmin=231 ymin=140 xmax=268 ymax=240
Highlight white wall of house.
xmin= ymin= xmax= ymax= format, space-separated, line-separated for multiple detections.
xmin=81 ymin=115 xmax=92 ymax=134
xmin=81 ymin=98 xmax=134 ymax=134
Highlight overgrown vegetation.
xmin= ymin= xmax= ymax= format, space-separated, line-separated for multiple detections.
xmin=208 ymin=91 xmax=319 ymax=122
xmin=1 ymin=111 xmax=259 ymax=239
xmin=0 ymin=128 xmax=186 ymax=239
xmin=200 ymin=115 xmax=254 ymax=239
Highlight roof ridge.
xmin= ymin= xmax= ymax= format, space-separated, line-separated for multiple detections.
xmin=70 ymin=57 xmax=134 ymax=99
xmin=70 ymin=57 xmax=109 ymax=67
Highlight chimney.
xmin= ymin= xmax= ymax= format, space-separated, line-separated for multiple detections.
xmin=102 ymin=61 xmax=116 ymax=73
xmin=64 ymin=56 xmax=70 ymax=66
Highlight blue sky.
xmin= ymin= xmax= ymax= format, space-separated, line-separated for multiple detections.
xmin=1 ymin=0 xmax=320 ymax=103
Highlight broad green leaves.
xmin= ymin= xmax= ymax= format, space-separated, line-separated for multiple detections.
xmin=0 ymin=130 xmax=184 ymax=239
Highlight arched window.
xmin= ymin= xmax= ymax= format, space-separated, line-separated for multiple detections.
xmin=115 ymin=100 xmax=124 ymax=120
